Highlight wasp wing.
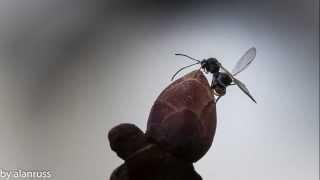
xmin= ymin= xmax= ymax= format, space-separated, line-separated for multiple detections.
xmin=219 ymin=64 xmax=257 ymax=103
xmin=218 ymin=63 xmax=234 ymax=77
xmin=233 ymin=78 xmax=257 ymax=103
xmin=232 ymin=47 xmax=256 ymax=76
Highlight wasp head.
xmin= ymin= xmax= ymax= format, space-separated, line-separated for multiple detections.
xmin=201 ymin=58 xmax=220 ymax=74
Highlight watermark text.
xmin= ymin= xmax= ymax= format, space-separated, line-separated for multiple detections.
xmin=0 ymin=169 xmax=51 ymax=179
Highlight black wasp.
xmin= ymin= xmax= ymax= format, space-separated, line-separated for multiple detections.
xmin=171 ymin=47 xmax=257 ymax=103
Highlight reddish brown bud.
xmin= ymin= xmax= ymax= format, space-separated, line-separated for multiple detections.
xmin=146 ymin=70 xmax=217 ymax=162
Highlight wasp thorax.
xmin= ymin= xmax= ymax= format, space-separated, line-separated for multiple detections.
xmin=202 ymin=58 xmax=220 ymax=73
xmin=217 ymin=72 xmax=232 ymax=87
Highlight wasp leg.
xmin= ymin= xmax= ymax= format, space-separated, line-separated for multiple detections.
xmin=211 ymin=74 xmax=216 ymax=89
xmin=216 ymin=96 xmax=222 ymax=102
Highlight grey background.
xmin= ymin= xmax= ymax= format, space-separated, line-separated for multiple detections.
xmin=0 ymin=0 xmax=318 ymax=180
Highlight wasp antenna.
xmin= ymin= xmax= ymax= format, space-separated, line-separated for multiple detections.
xmin=175 ymin=53 xmax=201 ymax=63
xmin=171 ymin=62 xmax=200 ymax=81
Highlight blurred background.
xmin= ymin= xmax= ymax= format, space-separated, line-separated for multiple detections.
xmin=0 ymin=0 xmax=318 ymax=180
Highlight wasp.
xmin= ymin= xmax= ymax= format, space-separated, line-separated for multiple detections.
xmin=171 ymin=47 xmax=257 ymax=103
